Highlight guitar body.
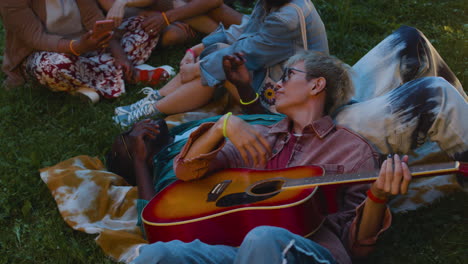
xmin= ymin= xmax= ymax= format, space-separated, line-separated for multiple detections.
xmin=142 ymin=166 xmax=326 ymax=246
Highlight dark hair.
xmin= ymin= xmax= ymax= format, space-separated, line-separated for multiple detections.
xmin=106 ymin=119 xmax=172 ymax=186
xmin=105 ymin=132 xmax=138 ymax=186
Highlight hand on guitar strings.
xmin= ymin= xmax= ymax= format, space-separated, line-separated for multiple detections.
xmin=371 ymin=154 xmax=412 ymax=201
xmin=222 ymin=115 xmax=271 ymax=167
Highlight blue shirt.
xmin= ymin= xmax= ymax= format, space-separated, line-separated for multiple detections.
xmin=199 ymin=0 xmax=329 ymax=92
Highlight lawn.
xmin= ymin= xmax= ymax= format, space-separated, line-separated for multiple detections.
xmin=0 ymin=0 xmax=467 ymax=263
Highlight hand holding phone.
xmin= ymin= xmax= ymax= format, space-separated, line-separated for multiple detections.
xmin=75 ymin=21 xmax=114 ymax=54
xmin=92 ymin=19 xmax=114 ymax=39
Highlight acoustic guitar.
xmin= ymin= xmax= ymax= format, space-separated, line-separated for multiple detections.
xmin=142 ymin=161 xmax=467 ymax=246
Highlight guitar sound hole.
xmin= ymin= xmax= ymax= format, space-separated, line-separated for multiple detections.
xmin=250 ymin=180 xmax=283 ymax=195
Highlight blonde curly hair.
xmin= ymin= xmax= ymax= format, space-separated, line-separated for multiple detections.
xmin=285 ymin=51 xmax=354 ymax=115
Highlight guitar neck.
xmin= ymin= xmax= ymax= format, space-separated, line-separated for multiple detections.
xmin=283 ymin=161 xmax=465 ymax=190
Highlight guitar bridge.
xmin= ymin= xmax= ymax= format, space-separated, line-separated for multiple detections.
xmin=207 ymin=180 xmax=232 ymax=202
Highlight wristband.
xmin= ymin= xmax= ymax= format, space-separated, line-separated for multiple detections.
xmin=240 ymin=93 xmax=259 ymax=105
xmin=186 ymin=48 xmax=196 ymax=58
xmin=366 ymin=189 xmax=387 ymax=204
xmin=161 ymin=12 xmax=170 ymax=26
xmin=69 ymin=40 xmax=80 ymax=56
xmin=222 ymin=112 xmax=232 ymax=138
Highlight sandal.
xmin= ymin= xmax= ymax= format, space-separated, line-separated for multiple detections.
xmin=134 ymin=64 xmax=175 ymax=86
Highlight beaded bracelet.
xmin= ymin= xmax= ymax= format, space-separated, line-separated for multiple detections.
xmin=161 ymin=12 xmax=170 ymax=26
xmin=69 ymin=40 xmax=80 ymax=56
xmin=240 ymin=93 xmax=259 ymax=105
xmin=366 ymin=189 xmax=387 ymax=204
xmin=222 ymin=112 xmax=232 ymax=138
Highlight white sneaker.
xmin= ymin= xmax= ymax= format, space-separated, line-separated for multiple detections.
xmin=114 ymin=87 xmax=162 ymax=115
xmin=76 ymin=88 xmax=99 ymax=104
xmin=113 ymin=101 xmax=166 ymax=127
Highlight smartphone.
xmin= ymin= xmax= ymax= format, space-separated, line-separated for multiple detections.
xmin=92 ymin=20 xmax=114 ymax=39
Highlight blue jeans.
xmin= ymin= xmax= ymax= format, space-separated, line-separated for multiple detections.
xmin=131 ymin=226 xmax=336 ymax=264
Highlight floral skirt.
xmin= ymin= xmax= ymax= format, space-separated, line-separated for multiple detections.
xmin=23 ymin=16 xmax=158 ymax=99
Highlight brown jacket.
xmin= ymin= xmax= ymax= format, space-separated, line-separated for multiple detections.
xmin=0 ymin=0 xmax=105 ymax=86
xmin=174 ymin=116 xmax=391 ymax=263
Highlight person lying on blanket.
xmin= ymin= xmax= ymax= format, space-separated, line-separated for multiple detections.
xmin=106 ymin=118 xmax=173 ymax=189
xmin=97 ymin=0 xmax=243 ymax=47
xmin=128 ymin=51 xmax=413 ymax=264
xmin=106 ymin=115 xmax=286 ymax=199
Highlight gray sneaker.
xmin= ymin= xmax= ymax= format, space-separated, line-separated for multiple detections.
xmin=113 ymin=101 xmax=166 ymax=127
xmin=114 ymin=87 xmax=163 ymax=115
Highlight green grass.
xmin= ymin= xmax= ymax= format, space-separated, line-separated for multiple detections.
xmin=0 ymin=0 xmax=467 ymax=263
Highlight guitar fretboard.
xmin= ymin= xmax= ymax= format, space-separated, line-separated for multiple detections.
xmin=283 ymin=161 xmax=461 ymax=189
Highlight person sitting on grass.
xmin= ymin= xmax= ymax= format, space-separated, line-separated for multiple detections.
xmin=128 ymin=50 xmax=411 ymax=264
xmin=112 ymin=0 xmax=328 ymax=126
xmin=97 ymin=0 xmax=244 ymax=47
xmin=0 ymin=0 xmax=176 ymax=103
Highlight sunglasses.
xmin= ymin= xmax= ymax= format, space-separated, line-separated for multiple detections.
xmin=280 ymin=67 xmax=307 ymax=83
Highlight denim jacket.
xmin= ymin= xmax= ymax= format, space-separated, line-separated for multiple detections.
xmin=199 ymin=0 xmax=329 ymax=92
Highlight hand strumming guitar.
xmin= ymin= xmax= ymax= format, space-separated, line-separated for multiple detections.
xmin=183 ymin=114 xmax=271 ymax=169
xmin=221 ymin=115 xmax=272 ymax=167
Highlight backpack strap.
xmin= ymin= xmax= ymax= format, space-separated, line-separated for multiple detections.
xmin=286 ymin=2 xmax=308 ymax=51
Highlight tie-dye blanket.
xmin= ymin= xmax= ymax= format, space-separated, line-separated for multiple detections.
xmin=39 ymin=156 xmax=146 ymax=263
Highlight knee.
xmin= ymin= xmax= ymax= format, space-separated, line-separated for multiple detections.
xmin=243 ymin=226 xmax=292 ymax=246
xmin=209 ymin=0 xmax=223 ymax=8
xmin=389 ymin=77 xmax=447 ymax=124
xmin=132 ymin=242 xmax=173 ymax=264
xmin=392 ymin=26 xmax=432 ymax=82
xmin=33 ymin=52 xmax=71 ymax=69
xmin=395 ymin=25 xmax=424 ymax=40
xmin=160 ymin=29 xmax=182 ymax=46
xmin=393 ymin=77 xmax=447 ymax=103
xmin=161 ymin=24 xmax=195 ymax=47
